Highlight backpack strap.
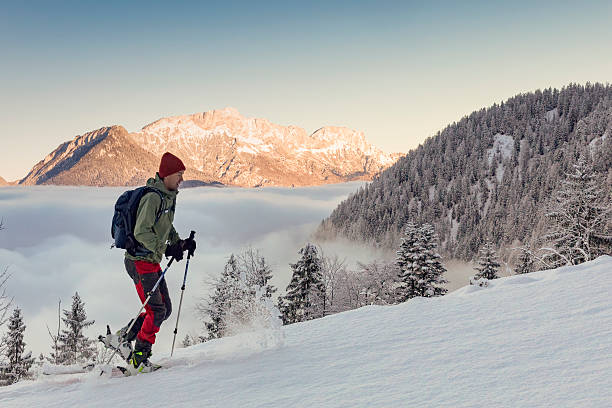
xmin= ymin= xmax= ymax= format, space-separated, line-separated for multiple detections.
xmin=143 ymin=187 xmax=166 ymax=224
xmin=128 ymin=188 xmax=167 ymax=257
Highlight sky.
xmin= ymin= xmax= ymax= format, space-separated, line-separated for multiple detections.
xmin=1 ymin=1 xmax=611 ymax=181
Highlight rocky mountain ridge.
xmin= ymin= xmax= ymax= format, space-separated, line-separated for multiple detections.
xmin=19 ymin=108 xmax=399 ymax=187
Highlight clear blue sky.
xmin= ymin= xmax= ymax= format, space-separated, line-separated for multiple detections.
xmin=1 ymin=0 xmax=611 ymax=180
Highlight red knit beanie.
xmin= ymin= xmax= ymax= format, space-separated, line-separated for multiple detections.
xmin=159 ymin=152 xmax=186 ymax=178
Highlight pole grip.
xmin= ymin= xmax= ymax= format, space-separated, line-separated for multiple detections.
xmin=185 ymin=230 xmax=196 ymax=258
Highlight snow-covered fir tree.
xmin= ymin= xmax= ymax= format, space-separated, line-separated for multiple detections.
xmin=543 ymin=158 xmax=612 ymax=267
xmin=0 ymin=307 xmax=34 ymax=385
xmin=56 ymin=292 xmax=96 ymax=365
xmin=473 ymin=242 xmax=501 ymax=280
xmin=201 ymin=251 xmax=280 ymax=340
xmin=515 ymin=243 xmax=536 ymax=274
xmin=203 ymin=254 xmax=247 ymax=340
xmin=395 ymin=222 xmax=448 ymax=301
xmin=280 ymin=243 xmax=326 ymax=324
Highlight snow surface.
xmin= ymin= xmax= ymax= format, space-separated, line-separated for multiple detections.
xmin=2 ymin=256 xmax=611 ymax=407
xmin=589 ymin=131 xmax=608 ymax=153
xmin=546 ymin=108 xmax=559 ymax=123
xmin=487 ymin=134 xmax=514 ymax=183
xmin=487 ymin=133 xmax=514 ymax=166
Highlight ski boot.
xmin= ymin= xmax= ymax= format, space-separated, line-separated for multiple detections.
xmin=128 ymin=339 xmax=162 ymax=374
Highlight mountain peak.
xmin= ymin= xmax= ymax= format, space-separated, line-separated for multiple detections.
xmin=20 ymin=110 xmax=398 ymax=187
xmin=210 ymin=106 xmax=242 ymax=118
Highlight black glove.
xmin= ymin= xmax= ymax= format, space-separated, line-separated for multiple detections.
xmin=165 ymin=241 xmax=184 ymax=261
xmin=182 ymin=237 xmax=196 ymax=257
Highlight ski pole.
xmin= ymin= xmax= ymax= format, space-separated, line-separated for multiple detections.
xmin=171 ymin=230 xmax=196 ymax=357
xmin=100 ymin=256 xmax=176 ymax=373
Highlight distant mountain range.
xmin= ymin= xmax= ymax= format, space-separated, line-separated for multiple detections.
xmin=17 ymin=107 xmax=400 ymax=187
xmin=317 ymin=83 xmax=612 ymax=261
xmin=0 ymin=176 xmax=8 ymax=186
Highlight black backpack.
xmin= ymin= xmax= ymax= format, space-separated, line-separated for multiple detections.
xmin=111 ymin=186 xmax=165 ymax=256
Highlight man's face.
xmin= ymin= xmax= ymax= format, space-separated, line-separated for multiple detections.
xmin=163 ymin=170 xmax=184 ymax=191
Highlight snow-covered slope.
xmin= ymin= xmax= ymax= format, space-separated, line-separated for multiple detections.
xmin=2 ymin=257 xmax=611 ymax=407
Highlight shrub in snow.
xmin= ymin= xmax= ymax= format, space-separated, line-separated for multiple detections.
xmin=469 ymin=277 xmax=490 ymax=287
xmin=182 ymin=334 xmax=193 ymax=348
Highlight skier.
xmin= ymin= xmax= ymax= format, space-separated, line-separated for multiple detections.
xmin=116 ymin=152 xmax=196 ymax=373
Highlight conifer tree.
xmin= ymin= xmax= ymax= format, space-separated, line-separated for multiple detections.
xmin=515 ymin=243 xmax=536 ymax=274
xmin=57 ymin=292 xmax=96 ymax=365
xmin=276 ymin=296 xmax=291 ymax=325
xmin=281 ymin=244 xmax=325 ymax=324
xmin=395 ymin=222 xmax=421 ymax=300
xmin=204 ymin=254 xmax=241 ymax=340
xmin=203 ymin=254 xmax=256 ymax=340
xmin=202 ymin=250 xmax=281 ymax=340
xmin=0 ymin=307 xmax=34 ymax=385
xmin=396 ymin=222 xmax=448 ymax=301
xmin=543 ymin=158 xmax=612 ymax=266
xmin=473 ymin=242 xmax=501 ymax=280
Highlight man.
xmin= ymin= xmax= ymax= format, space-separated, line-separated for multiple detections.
xmin=119 ymin=152 xmax=196 ymax=373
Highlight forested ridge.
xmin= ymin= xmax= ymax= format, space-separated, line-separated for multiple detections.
xmin=318 ymin=83 xmax=612 ymax=261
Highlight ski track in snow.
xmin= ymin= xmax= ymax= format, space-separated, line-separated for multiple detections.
xmin=1 ymin=257 xmax=611 ymax=407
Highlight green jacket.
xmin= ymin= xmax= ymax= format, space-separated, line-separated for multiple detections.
xmin=125 ymin=174 xmax=181 ymax=264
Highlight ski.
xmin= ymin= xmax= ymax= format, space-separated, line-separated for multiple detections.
xmin=119 ymin=363 xmax=164 ymax=376
xmin=42 ymin=363 xmax=126 ymax=377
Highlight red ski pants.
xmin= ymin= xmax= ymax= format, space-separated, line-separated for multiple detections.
xmin=124 ymin=259 xmax=172 ymax=345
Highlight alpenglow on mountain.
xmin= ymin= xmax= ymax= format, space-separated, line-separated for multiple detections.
xmin=317 ymin=83 xmax=612 ymax=261
xmin=19 ymin=107 xmax=399 ymax=187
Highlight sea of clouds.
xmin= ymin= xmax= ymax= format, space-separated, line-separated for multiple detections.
xmin=0 ymin=182 xmax=395 ymax=357
xmin=0 ymin=182 xmax=477 ymax=358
